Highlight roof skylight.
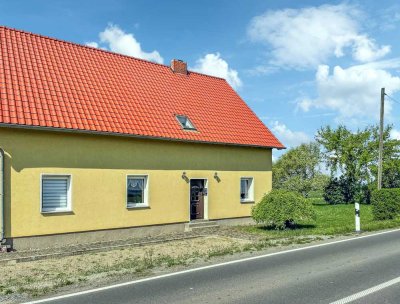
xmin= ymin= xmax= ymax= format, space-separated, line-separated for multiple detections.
xmin=176 ymin=115 xmax=196 ymax=130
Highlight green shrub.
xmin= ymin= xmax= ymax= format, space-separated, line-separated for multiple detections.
xmin=371 ymin=188 xmax=400 ymax=220
xmin=251 ymin=190 xmax=316 ymax=229
xmin=341 ymin=175 xmax=357 ymax=204
xmin=323 ymin=176 xmax=370 ymax=205
xmin=361 ymin=185 xmax=372 ymax=205
xmin=323 ymin=178 xmax=343 ymax=205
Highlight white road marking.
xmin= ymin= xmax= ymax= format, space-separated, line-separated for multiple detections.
xmin=23 ymin=228 xmax=400 ymax=304
xmin=330 ymin=276 xmax=400 ymax=304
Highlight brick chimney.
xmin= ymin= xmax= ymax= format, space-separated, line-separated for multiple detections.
xmin=171 ymin=59 xmax=187 ymax=75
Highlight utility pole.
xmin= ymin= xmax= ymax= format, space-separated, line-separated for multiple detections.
xmin=377 ymin=87 xmax=385 ymax=190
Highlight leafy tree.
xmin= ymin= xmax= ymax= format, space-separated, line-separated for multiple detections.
xmin=316 ymin=125 xmax=373 ymax=182
xmin=316 ymin=124 xmax=400 ymax=186
xmin=311 ymin=174 xmax=330 ymax=193
xmin=316 ymin=124 xmax=400 ymax=203
xmin=369 ymin=126 xmax=400 ymax=188
xmin=273 ymin=142 xmax=328 ymax=197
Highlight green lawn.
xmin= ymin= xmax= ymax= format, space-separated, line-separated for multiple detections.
xmin=241 ymin=200 xmax=400 ymax=238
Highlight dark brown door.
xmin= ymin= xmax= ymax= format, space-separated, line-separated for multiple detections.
xmin=190 ymin=179 xmax=204 ymax=220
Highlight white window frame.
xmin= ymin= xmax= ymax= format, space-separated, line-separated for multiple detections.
xmin=176 ymin=115 xmax=197 ymax=131
xmin=40 ymin=174 xmax=72 ymax=213
xmin=126 ymin=175 xmax=149 ymax=208
xmin=240 ymin=177 xmax=254 ymax=203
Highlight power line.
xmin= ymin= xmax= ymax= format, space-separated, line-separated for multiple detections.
xmin=385 ymin=93 xmax=400 ymax=105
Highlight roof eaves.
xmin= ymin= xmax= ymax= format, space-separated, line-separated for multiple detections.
xmin=0 ymin=123 xmax=284 ymax=149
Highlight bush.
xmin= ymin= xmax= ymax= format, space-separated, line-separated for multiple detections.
xmin=251 ymin=190 xmax=316 ymax=229
xmin=323 ymin=178 xmax=343 ymax=205
xmin=341 ymin=175 xmax=357 ymax=204
xmin=371 ymin=188 xmax=400 ymax=220
xmin=361 ymin=185 xmax=372 ymax=205
xmin=323 ymin=176 xmax=370 ymax=205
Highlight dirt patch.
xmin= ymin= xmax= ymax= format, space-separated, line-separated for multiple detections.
xmin=0 ymin=235 xmax=252 ymax=303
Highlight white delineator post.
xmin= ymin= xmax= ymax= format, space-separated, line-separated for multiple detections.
xmin=355 ymin=202 xmax=361 ymax=233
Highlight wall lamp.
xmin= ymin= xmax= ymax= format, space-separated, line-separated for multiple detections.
xmin=182 ymin=171 xmax=189 ymax=183
xmin=214 ymin=172 xmax=221 ymax=183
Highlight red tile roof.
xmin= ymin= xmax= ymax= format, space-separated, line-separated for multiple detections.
xmin=0 ymin=26 xmax=284 ymax=149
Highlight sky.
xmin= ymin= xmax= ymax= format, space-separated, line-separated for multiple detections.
xmin=1 ymin=0 xmax=400 ymax=158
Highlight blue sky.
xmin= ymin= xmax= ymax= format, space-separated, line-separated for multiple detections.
xmin=1 ymin=0 xmax=400 ymax=158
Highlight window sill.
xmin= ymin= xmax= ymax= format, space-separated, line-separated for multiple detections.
xmin=240 ymin=200 xmax=255 ymax=204
xmin=41 ymin=210 xmax=73 ymax=215
xmin=127 ymin=205 xmax=150 ymax=210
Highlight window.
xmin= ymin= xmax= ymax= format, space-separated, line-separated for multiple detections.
xmin=127 ymin=175 xmax=149 ymax=208
xmin=176 ymin=115 xmax=196 ymax=130
xmin=240 ymin=177 xmax=254 ymax=202
xmin=41 ymin=175 xmax=71 ymax=213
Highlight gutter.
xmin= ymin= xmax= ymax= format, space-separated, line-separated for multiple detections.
xmin=0 ymin=148 xmax=4 ymax=243
xmin=0 ymin=123 xmax=286 ymax=150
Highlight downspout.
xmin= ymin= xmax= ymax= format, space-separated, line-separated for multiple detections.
xmin=0 ymin=148 xmax=4 ymax=243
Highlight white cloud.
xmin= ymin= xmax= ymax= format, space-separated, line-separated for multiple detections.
xmin=390 ymin=129 xmax=400 ymax=140
xmin=87 ymin=24 xmax=163 ymax=64
xmin=297 ymin=98 xmax=313 ymax=112
xmin=85 ymin=42 xmax=99 ymax=48
xmin=354 ymin=57 xmax=400 ymax=70
xmin=352 ymin=36 xmax=391 ymax=62
xmin=248 ymin=4 xmax=390 ymax=69
xmin=298 ymin=64 xmax=400 ymax=121
xmin=85 ymin=41 xmax=107 ymax=51
xmin=271 ymin=121 xmax=310 ymax=147
xmin=192 ymin=53 xmax=242 ymax=89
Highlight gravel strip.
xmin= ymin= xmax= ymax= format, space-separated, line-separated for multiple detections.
xmin=0 ymin=225 xmax=263 ymax=264
xmin=0 ymin=228 xmax=222 ymax=263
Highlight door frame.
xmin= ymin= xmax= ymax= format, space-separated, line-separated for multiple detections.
xmin=188 ymin=178 xmax=208 ymax=221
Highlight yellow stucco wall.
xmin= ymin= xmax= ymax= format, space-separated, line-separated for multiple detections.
xmin=0 ymin=127 xmax=272 ymax=238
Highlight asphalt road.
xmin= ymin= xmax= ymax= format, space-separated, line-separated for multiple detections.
xmin=30 ymin=229 xmax=400 ymax=304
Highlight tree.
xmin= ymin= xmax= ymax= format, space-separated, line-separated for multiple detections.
xmin=316 ymin=125 xmax=373 ymax=182
xmin=316 ymin=124 xmax=400 ymax=204
xmin=369 ymin=126 xmax=400 ymax=188
xmin=273 ymin=142 xmax=328 ymax=197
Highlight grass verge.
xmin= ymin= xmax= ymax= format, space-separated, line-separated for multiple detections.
xmin=240 ymin=200 xmax=400 ymax=238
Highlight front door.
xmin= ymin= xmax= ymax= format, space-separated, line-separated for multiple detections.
xmin=190 ymin=179 xmax=204 ymax=220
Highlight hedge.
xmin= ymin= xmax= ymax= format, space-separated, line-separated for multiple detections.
xmin=371 ymin=188 xmax=400 ymax=220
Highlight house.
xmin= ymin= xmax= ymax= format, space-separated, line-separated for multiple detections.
xmin=0 ymin=26 xmax=284 ymax=250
